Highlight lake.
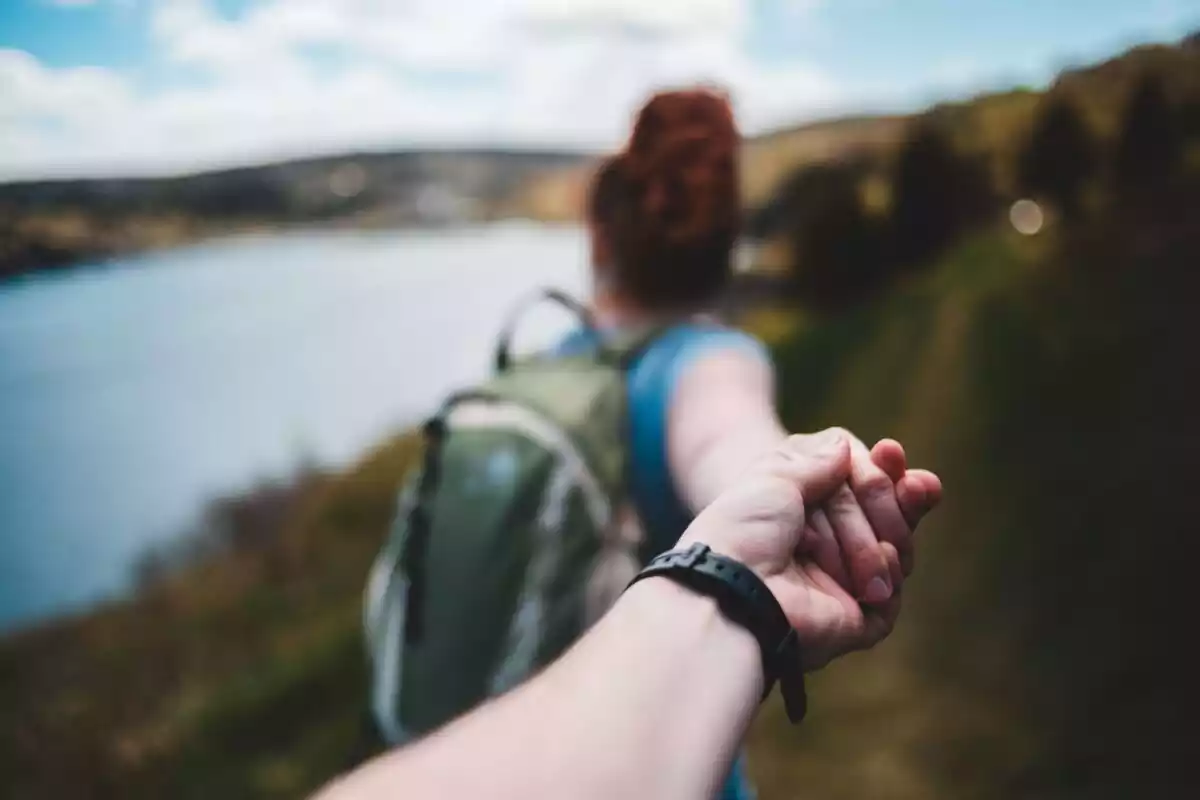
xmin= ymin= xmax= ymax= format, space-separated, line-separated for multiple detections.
xmin=0 ymin=225 xmax=590 ymax=632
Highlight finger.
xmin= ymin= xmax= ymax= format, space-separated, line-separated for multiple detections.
xmin=880 ymin=541 xmax=904 ymax=589
xmin=870 ymin=439 xmax=907 ymax=482
xmin=775 ymin=430 xmax=853 ymax=506
xmin=909 ymin=469 xmax=943 ymax=509
xmin=794 ymin=560 xmax=864 ymax=671
xmin=860 ymin=546 xmax=903 ymax=648
xmin=897 ymin=469 xmax=942 ymax=529
xmin=846 ymin=434 xmax=912 ymax=561
xmin=801 ymin=509 xmax=852 ymax=591
xmin=824 ymin=483 xmax=893 ymax=605
xmin=698 ymin=430 xmax=853 ymax=556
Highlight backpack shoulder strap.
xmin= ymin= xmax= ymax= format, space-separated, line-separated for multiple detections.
xmin=605 ymin=324 xmax=673 ymax=370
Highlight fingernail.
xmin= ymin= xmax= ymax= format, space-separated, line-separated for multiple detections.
xmin=864 ymin=576 xmax=892 ymax=604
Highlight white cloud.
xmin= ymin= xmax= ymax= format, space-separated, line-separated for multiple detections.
xmin=0 ymin=0 xmax=842 ymax=180
xmin=521 ymin=0 xmax=747 ymax=36
xmin=781 ymin=0 xmax=824 ymax=19
xmin=0 ymin=49 xmax=132 ymax=125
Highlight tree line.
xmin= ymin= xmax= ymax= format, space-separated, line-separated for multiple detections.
xmin=753 ymin=70 xmax=1200 ymax=310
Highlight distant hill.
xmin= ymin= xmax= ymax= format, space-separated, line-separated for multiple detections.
xmin=506 ymin=114 xmax=910 ymax=224
xmin=0 ymin=149 xmax=588 ymax=280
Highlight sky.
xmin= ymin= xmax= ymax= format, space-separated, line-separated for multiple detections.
xmin=1 ymin=0 xmax=1196 ymax=180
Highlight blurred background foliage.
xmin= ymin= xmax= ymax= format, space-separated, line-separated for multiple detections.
xmin=2 ymin=33 xmax=1199 ymax=800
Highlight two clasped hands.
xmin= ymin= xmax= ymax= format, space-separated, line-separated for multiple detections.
xmin=681 ymin=428 xmax=943 ymax=673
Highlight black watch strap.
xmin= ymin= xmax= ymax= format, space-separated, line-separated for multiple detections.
xmin=625 ymin=543 xmax=807 ymax=724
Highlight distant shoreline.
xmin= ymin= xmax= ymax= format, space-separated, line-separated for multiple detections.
xmin=0 ymin=148 xmax=594 ymax=281
xmin=0 ymin=215 xmax=590 ymax=285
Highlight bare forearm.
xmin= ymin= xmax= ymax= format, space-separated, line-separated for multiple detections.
xmin=678 ymin=415 xmax=788 ymax=512
xmin=666 ymin=347 xmax=791 ymax=514
xmin=318 ymin=579 xmax=761 ymax=800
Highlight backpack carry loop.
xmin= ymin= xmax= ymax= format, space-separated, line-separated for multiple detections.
xmin=494 ymin=288 xmax=605 ymax=373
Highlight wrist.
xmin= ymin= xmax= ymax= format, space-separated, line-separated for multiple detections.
xmin=674 ymin=530 xmax=764 ymax=582
xmin=622 ymin=577 xmax=764 ymax=697
xmin=549 ymin=576 xmax=763 ymax=800
xmin=626 ymin=544 xmax=807 ymax=723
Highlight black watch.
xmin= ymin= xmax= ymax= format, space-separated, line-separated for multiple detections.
xmin=625 ymin=543 xmax=808 ymax=723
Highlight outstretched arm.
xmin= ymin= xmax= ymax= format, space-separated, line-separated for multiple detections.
xmin=319 ymin=577 xmax=763 ymax=800
xmin=316 ymin=432 xmax=909 ymax=800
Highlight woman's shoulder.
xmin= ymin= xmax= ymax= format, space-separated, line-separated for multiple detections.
xmin=628 ymin=322 xmax=772 ymax=407
xmin=646 ymin=322 xmax=771 ymax=369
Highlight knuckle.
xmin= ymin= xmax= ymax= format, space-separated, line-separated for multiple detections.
xmin=847 ymin=539 xmax=879 ymax=565
xmin=829 ymin=482 xmax=857 ymax=505
xmin=754 ymin=448 xmax=790 ymax=477
xmin=831 ymin=426 xmax=865 ymax=448
xmin=826 ymin=484 xmax=861 ymax=516
xmin=783 ymin=433 xmax=816 ymax=461
xmin=779 ymin=435 xmax=808 ymax=463
xmin=827 ymin=426 xmax=851 ymax=443
xmin=856 ymin=470 xmax=894 ymax=502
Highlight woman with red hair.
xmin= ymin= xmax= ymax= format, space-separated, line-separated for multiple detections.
xmin=559 ymin=88 xmax=942 ymax=800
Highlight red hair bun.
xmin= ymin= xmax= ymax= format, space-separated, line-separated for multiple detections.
xmin=623 ymin=88 xmax=741 ymax=248
xmin=586 ymin=87 xmax=742 ymax=310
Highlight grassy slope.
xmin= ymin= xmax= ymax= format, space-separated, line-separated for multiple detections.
xmin=742 ymin=232 xmax=1046 ymax=800
xmin=746 ymin=203 xmax=1199 ymax=798
xmin=0 ymin=436 xmax=420 ymax=799
xmin=4 ymin=203 xmax=1195 ymax=798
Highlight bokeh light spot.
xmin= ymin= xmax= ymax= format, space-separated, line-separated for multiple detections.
xmin=1010 ymin=199 xmax=1044 ymax=235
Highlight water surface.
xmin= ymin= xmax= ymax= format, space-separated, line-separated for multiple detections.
xmin=0 ymin=225 xmax=588 ymax=631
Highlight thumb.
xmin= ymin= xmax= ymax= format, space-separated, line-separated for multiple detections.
xmin=681 ymin=430 xmax=852 ymax=574
xmin=774 ymin=430 xmax=853 ymax=506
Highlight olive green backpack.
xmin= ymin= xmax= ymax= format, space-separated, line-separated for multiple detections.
xmin=364 ymin=289 xmax=660 ymax=745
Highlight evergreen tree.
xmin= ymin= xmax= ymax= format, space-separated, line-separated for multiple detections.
xmin=784 ymin=163 xmax=882 ymax=308
xmin=1017 ymin=95 xmax=1098 ymax=220
xmin=1113 ymin=74 xmax=1183 ymax=196
xmin=890 ymin=120 xmax=996 ymax=267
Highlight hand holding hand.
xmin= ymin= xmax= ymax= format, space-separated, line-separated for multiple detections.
xmin=677 ymin=429 xmax=941 ymax=672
